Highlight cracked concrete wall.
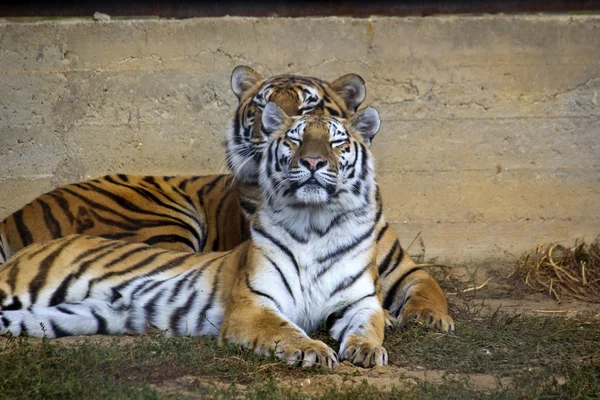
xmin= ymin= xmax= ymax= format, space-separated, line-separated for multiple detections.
xmin=0 ymin=15 xmax=599 ymax=265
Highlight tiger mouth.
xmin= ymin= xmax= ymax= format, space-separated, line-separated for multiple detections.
xmin=294 ymin=178 xmax=336 ymax=195
xmin=304 ymin=177 xmax=319 ymax=186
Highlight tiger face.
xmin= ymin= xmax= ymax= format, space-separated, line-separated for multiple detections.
xmin=226 ymin=66 xmax=367 ymax=185
xmin=258 ymin=102 xmax=381 ymax=208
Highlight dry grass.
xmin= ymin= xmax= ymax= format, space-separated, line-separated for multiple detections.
xmin=511 ymin=238 xmax=600 ymax=303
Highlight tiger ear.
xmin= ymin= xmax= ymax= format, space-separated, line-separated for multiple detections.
xmin=262 ymin=102 xmax=290 ymax=134
xmin=330 ymin=74 xmax=366 ymax=113
xmin=231 ymin=66 xmax=264 ymax=100
xmin=346 ymin=107 xmax=380 ymax=146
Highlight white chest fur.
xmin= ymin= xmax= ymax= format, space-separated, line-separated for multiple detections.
xmin=249 ymin=208 xmax=377 ymax=333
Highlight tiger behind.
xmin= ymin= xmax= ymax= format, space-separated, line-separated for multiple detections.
xmin=0 ymin=105 xmax=387 ymax=368
xmin=0 ymin=65 xmax=454 ymax=332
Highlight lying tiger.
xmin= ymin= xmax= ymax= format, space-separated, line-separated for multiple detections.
xmin=0 ymin=105 xmax=388 ymax=368
xmin=0 ymin=66 xmax=453 ymax=332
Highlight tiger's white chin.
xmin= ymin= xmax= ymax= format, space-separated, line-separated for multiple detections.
xmin=294 ymin=185 xmax=330 ymax=205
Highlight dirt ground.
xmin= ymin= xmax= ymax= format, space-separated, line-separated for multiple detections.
xmin=2 ymin=264 xmax=598 ymax=399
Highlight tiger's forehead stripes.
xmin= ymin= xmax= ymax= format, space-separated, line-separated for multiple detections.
xmin=328 ymin=120 xmax=349 ymax=140
xmin=282 ymin=117 xmax=350 ymax=142
xmin=254 ymin=82 xmax=322 ymax=111
xmin=285 ymin=120 xmax=306 ymax=141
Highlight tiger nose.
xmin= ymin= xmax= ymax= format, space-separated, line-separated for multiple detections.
xmin=299 ymin=156 xmax=327 ymax=172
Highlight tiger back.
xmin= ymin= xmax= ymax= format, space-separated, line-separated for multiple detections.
xmin=0 ymin=174 xmax=246 ymax=259
xmin=0 ymin=106 xmax=387 ymax=369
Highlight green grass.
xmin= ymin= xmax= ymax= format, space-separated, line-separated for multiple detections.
xmin=1 ymin=310 xmax=599 ymax=399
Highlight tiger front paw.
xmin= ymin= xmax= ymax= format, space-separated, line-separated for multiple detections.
xmin=276 ymin=338 xmax=339 ymax=369
xmin=341 ymin=340 xmax=388 ymax=368
xmin=397 ymin=301 xmax=455 ymax=332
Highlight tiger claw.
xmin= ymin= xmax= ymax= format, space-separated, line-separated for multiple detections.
xmin=397 ymin=305 xmax=455 ymax=333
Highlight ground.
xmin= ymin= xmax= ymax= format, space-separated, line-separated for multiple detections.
xmin=1 ymin=265 xmax=599 ymax=399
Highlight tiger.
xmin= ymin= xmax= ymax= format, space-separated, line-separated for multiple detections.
xmin=0 ymin=65 xmax=454 ymax=332
xmin=0 ymin=106 xmax=388 ymax=368
xmin=227 ymin=66 xmax=454 ymax=332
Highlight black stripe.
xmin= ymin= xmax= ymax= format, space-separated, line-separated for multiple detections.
xmin=39 ymin=200 xmax=62 ymax=238
xmin=196 ymin=260 xmax=225 ymax=333
xmin=72 ymin=241 xmax=125 ymax=264
xmin=50 ymin=321 xmax=70 ymax=338
xmin=144 ymin=288 xmax=166 ymax=326
xmin=358 ymin=143 xmax=369 ymax=180
xmin=3 ymin=296 xmax=23 ymax=311
xmin=101 ymin=232 xmax=137 ymax=241
xmin=91 ymin=309 xmax=108 ymax=334
xmin=211 ymin=187 xmax=235 ymax=251
xmin=12 ymin=209 xmax=33 ymax=247
xmin=102 ymin=245 xmax=156 ymax=270
xmin=84 ymin=251 xmax=166 ymax=297
xmin=6 ymin=258 xmax=21 ymax=292
xmin=375 ymin=187 xmax=384 ymax=223
xmin=28 ymin=237 xmax=79 ymax=305
xmin=253 ymin=226 xmax=300 ymax=275
xmin=61 ymin=187 xmax=198 ymax=238
xmin=329 ymin=262 xmax=372 ymax=297
xmin=142 ymin=176 xmax=163 ymax=192
xmin=111 ymin=253 xmax=198 ymax=295
xmin=239 ymin=199 xmax=257 ymax=215
xmin=264 ymin=255 xmax=295 ymax=304
xmin=168 ymin=270 xmax=197 ymax=303
xmin=378 ymin=240 xmax=399 ymax=275
xmin=56 ymin=306 xmax=75 ymax=315
xmin=245 ymin=272 xmax=283 ymax=312
xmin=169 ymin=291 xmax=198 ymax=336
xmin=129 ymin=279 xmax=155 ymax=299
xmin=49 ymin=192 xmax=76 ymax=224
xmin=51 ymin=241 xmax=135 ymax=304
xmin=49 ymin=274 xmax=76 ymax=306
xmin=382 ymin=267 xmax=423 ymax=311
xmin=197 ymin=175 xmax=225 ymax=198
xmin=117 ymin=174 xmax=129 ymax=183
xmin=316 ymin=223 xmax=375 ymax=264
xmin=136 ymin=280 xmax=166 ymax=297
xmin=178 ymin=179 xmax=189 ymax=192
xmin=382 ymin=246 xmax=405 ymax=279
xmin=104 ymin=175 xmax=200 ymax=227
xmin=145 ymin=234 xmax=197 ymax=252
xmin=0 ymin=235 xmax=8 ymax=262
xmin=376 ymin=223 xmax=389 ymax=242
xmin=1 ymin=315 xmax=9 ymax=327
xmin=320 ymin=208 xmax=367 ymax=236
xmin=20 ymin=321 xmax=28 ymax=336
xmin=85 ymin=181 xmax=203 ymax=249
xmin=326 ymin=291 xmax=377 ymax=335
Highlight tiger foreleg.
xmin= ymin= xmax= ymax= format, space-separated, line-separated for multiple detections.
xmin=329 ymin=296 xmax=388 ymax=368
xmin=220 ymin=295 xmax=339 ymax=369
xmin=0 ymin=299 xmax=130 ymax=338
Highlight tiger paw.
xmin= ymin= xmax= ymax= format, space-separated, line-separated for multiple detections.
xmin=341 ymin=341 xmax=388 ymax=368
xmin=397 ymin=302 xmax=455 ymax=332
xmin=276 ymin=339 xmax=339 ymax=369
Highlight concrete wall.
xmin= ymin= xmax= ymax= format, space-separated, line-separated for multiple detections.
xmin=0 ymin=15 xmax=598 ymax=265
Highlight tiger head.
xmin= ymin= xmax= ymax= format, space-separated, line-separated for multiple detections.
xmin=226 ymin=66 xmax=367 ymax=185
xmin=258 ymin=102 xmax=381 ymax=211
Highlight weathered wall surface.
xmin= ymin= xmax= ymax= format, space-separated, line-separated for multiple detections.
xmin=0 ymin=15 xmax=598 ymax=265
